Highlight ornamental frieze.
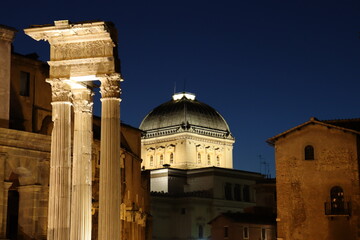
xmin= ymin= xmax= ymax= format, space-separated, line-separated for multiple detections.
xmin=51 ymin=40 xmax=114 ymax=61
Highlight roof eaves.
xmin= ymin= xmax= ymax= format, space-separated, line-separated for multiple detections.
xmin=267 ymin=117 xmax=360 ymax=145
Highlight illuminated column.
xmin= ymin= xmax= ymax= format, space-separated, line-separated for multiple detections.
xmin=70 ymin=88 xmax=93 ymax=240
xmin=46 ymin=79 xmax=72 ymax=240
xmin=98 ymin=74 xmax=122 ymax=240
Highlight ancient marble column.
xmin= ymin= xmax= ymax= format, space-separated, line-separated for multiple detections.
xmin=70 ymin=88 xmax=93 ymax=240
xmin=98 ymin=74 xmax=122 ymax=240
xmin=46 ymin=79 xmax=72 ymax=240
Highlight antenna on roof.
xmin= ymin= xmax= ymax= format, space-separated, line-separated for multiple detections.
xmin=259 ymin=155 xmax=271 ymax=178
xmin=174 ymin=82 xmax=176 ymax=94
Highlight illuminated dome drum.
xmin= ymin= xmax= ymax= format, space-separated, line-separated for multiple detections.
xmin=140 ymin=92 xmax=234 ymax=170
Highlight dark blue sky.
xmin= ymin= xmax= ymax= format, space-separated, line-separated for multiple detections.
xmin=2 ymin=0 xmax=360 ymax=176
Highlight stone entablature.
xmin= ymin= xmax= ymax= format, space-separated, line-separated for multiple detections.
xmin=25 ymin=20 xmax=119 ymax=79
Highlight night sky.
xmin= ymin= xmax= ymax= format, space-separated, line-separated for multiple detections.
xmin=2 ymin=0 xmax=360 ymax=176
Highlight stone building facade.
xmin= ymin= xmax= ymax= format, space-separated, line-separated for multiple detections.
xmin=139 ymin=92 xmax=274 ymax=240
xmin=140 ymin=92 xmax=234 ymax=170
xmin=0 ymin=23 xmax=150 ymax=240
xmin=268 ymin=117 xmax=360 ymax=240
xmin=209 ymin=211 xmax=276 ymax=240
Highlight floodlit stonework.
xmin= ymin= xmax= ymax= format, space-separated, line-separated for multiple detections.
xmin=0 ymin=21 xmax=150 ymax=240
xmin=140 ymin=92 xmax=234 ymax=170
xmin=25 ymin=20 xmax=122 ymax=240
xmin=139 ymin=92 xmax=276 ymax=239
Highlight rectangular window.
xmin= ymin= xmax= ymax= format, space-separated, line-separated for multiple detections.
xmin=243 ymin=185 xmax=250 ymax=202
xmin=261 ymin=228 xmax=266 ymax=240
xmin=20 ymin=71 xmax=30 ymax=96
xmin=224 ymin=226 xmax=229 ymax=238
xmin=225 ymin=183 xmax=232 ymax=200
xmin=234 ymin=184 xmax=241 ymax=201
xmin=243 ymin=226 xmax=249 ymax=239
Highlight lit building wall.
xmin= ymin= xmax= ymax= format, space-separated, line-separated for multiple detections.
xmin=269 ymin=119 xmax=360 ymax=240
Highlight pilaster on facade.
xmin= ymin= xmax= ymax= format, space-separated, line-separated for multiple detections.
xmin=0 ymin=182 xmax=12 ymax=238
xmin=0 ymin=25 xmax=16 ymax=128
xmin=17 ymin=185 xmax=42 ymax=239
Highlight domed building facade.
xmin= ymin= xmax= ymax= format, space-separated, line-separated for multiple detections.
xmin=140 ymin=92 xmax=235 ymax=170
xmin=139 ymin=93 xmax=275 ymax=240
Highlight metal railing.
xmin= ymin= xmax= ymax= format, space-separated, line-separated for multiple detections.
xmin=324 ymin=201 xmax=351 ymax=216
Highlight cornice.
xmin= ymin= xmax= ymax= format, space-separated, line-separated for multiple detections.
xmin=142 ymin=124 xmax=234 ymax=141
xmin=24 ymin=20 xmax=116 ymax=45
xmin=141 ymin=132 xmax=234 ymax=146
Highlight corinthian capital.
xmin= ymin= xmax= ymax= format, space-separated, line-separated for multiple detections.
xmin=46 ymin=78 xmax=72 ymax=102
xmin=99 ymin=73 xmax=122 ymax=99
xmin=72 ymin=89 xmax=93 ymax=114
xmin=0 ymin=26 xmax=16 ymax=42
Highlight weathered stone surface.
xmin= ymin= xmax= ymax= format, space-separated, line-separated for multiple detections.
xmin=269 ymin=119 xmax=360 ymax=240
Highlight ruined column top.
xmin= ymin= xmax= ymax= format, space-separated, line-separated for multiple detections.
xmin=24 ymin=20 xmax=117 ymax=44
xmin=0 ymin=24 xmax=17 ymax=42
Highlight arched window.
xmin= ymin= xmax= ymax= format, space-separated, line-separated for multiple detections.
xmin=150 ymin=156 xmax=154 ymax=166
xmin=160 ymin=154 xmax=164 ymax=165
xmin=170 ymin=153 xmax=174 ymax=164
xmin=216 ymin=156 xmax=220 ymax=166
xmin=330 ymin=186 xmax=344 ymax=214
xmin=207 ymin=154 xmax=211 ymax=165
xmin=197 ymin=153 xmax=201 ymax=164
xmin=304 ymin=145 xmax=314 ymax=160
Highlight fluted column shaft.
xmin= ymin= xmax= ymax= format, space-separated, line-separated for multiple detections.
xmin=47 ymin=79 xmax=72 ymax=240
xmin=98 ymin=75 xmax=121 ymax=240
xmin=70 ymin=88 xmax=93 ymax=240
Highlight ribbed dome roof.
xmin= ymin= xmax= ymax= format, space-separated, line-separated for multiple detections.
xmin=140 ymin=92 xmax=231 ymax=132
